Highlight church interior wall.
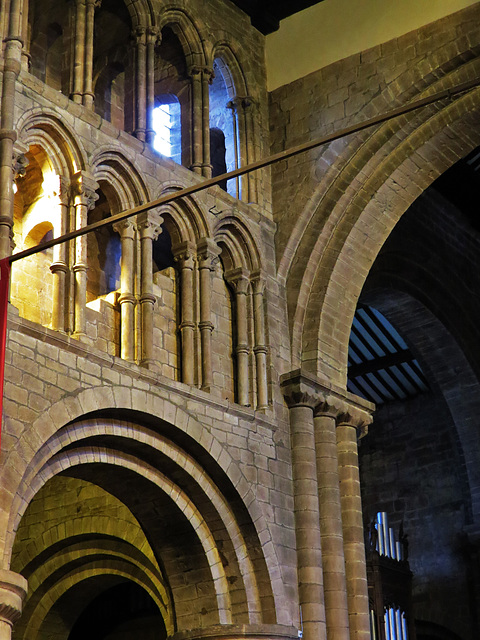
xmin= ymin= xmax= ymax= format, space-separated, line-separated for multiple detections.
xmin=1 ymin=0 xmax=480 ymax=639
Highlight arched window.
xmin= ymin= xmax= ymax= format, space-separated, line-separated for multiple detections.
xmin=28 ymin=0 xmax=71 ymax=95
xmin=152 ymin=97 xmax=182 ymax=164
xmin=209 ymin=58 xmax=239 ymax=197
xmin=153 ymin=26 xmax=188 ymax=167
xmin=93 ymin=0 xmax=133 ymax=131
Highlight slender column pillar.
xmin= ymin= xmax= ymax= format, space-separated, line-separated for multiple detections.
xmin=134 ymin=27 xmax=147 ymax=141
xmin=196 ymin=238 xmax=220 ymax=392
xmin=137 ymin=211 xmax=162 ymax=367
xmin=227 ymin=268 xmax=250 ymax=407
xmin=0 ymin=570 xmax=27 ymax=640
xmin=174 ymin=241 xmax=196 ymax=386
xmin=242 ymin=97 xmax=257 ymax=203
xmin=251 ymin=271 xmax=268 ymax=409
xmin=113 ymin=219 xmax=136 ymax=362
xmin=314 ymin=402 xmax=350 ymax=640
xmin=337 ymin=407 xmax=372 ymax=640
xmin=281 ymin=372 xmax=326 ymax=640
xmin=21 ymin=0 xmax=30 ymax=72
xmin=72 ymin=172 xmax=98 ymax=337
xmin=226 ymin=98 xmax=240 ymax=198
xmin=189 ymin=66 xmax=203 ymax=174
xmin=82 ymin=0 xmax=99 ymax=109
xmin=72 ymin=0 xmax=86 ymax=104
xmin=145 ymin=27 xmax=159 ymax=145
xmin=50 ymin=176 xmax=70 ymax=332
xmin=0 ymin=0 xmax=23 ymax=259
xmin=201 ymin=68 xmax=213 ymax=178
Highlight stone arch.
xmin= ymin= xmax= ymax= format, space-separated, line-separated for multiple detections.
xmin=214 ymin=215 xmax=261 ymax=273
xmin=157 ymin=183 xmax=210 ymax=244
xmin=209 ymin=41 xmax=248 ymax=98
xmin=0 ymin=388 xmax=283 ymax=624
xmin=19 ymin=557 xmax=169 ymax=640
xmin=16 ymin=109 xmax=87 ymax=177
xmin=155 ymin=8 xmax=207 ymax=68
xmin=91 ymin=148 xmax=150 ymax=211
xmin=292 ymin=83 xmax=480 ymax=382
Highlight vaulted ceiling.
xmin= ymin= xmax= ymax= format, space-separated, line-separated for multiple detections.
xmin=227 ymin=0 xmax=324 ymax=34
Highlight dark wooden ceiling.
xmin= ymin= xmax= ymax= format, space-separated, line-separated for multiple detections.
xmin=228 ymin=0 xmax=324 ymax=34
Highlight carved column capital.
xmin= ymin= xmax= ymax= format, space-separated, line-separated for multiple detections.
xmin=146 ymin=26 xmax=160 ymax=45
xmin=0 ymin=570 xmax=28 ymax=627
xmin=280 ymin=370 xmax=322 ymax=410
xmin=133 ymin=26 xmax=147 ymax=44
xmin=137 ymin=211 xmax=163 ymax=241
xmin=225 ymin=267 xmax=250 ymax=294
xmin=112 ymin=218 xmax=136 ymax=239
xmin=173 ymin=240 xmax=196 ymax=267
xmin=72 ymin=171 xmax=99 ymax=209
xmin=250 ymin=269 xmax=266 ymax=295
xmin=196 ymin=237 xmax=220 ymax=270
xmin=337 ymin=404 xmax=373 ymax=438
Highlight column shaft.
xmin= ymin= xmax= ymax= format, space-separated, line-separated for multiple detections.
xmin=50 ymin=180 xmax=69 ymax=332
xmin=138 ymin=212 xmax=162 ymax=367
xmin=190 ymin=67 xmax=203 ymax=174
xmin=251 ymin=274 xmax=268 ymax=409
xmin=176 ymin=246 xmax=195 ymax=385
xmin=314 ymin=410 xmax=350 ymax=640
xmin=197 ymin=240 xmax=218 ymax=392
xmin=290 ymin=403 xmax=326 ymax=640
xmin=201 ymin=69 xmax=212 ymax=178
xmin=337 ymin=419 xmax=370 ymax=640
xmin=134 ymin=28 xmax=147 ymax=141
xmin=145 ymin=28 xmax=158 ymax=144
xmin=83 ymin=0 xmax=96 ymax=109
xmin=114 ymin=219 xmax=136 ymax=361
xmin=72 ymin=0 xmax=86 ymax=103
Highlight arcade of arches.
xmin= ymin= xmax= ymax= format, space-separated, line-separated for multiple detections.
xmin=0 ymin=1 xmax=480 ymax=640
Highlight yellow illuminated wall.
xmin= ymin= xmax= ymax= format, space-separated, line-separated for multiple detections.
xmin=266 ymin=0 xmax=479 ymax=90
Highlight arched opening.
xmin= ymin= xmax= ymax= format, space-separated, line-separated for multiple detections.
xmin=8 ymin=412 xmax=276 ymax=637
xmin=209 ymin=58 xmax=238 ymax=197
xmin=28 ymin=1 xmax=71 ymax=95
xmin=93 ymin=0 xmax=133 ymax=131
xmin=86 ymin=186 xmax=121 ymax=355
xmin=153 ymin=27 xmax=188 ymax=166
xmin=151 ymin=223 xmax=179 ymax=381
xmin=349 ymin=146 xmax=480 ymax=640
xmin=10 ymin=145 xmax=60 ymax=328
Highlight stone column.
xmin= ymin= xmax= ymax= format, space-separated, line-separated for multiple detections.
xmin=227 ymin=268 xmax=250 ymax=407
xmin=314 ymin=401 xmax=350 ymax=640
xmin=201 ymin=68 xmax=213 ymax=178
xmin=72 ymin=0 xmax=86 ymax=103
xmin=134 ymin=27 xmax=147 ymax=142
xmin=189 ymin=66 xmax=203 ymax=174
xmin=337 ymin=406 xmax=372 ymax=640
xmin=0 ymin=569 xmax=27 ymax=640
xmin=145 ymin=27 xmax=159 ymax=145
xmin=113 ymin=218 xmax=136 ymax=362
xmin=50 ymin=176 xmax=70 ymax=332
xmin=241 ymin=97 xmax=257 ymax=204
xmin=82 ymin=0 xmax=99 ymax=109
xmin=174 ymin=241 xmax=196 ymax=386
xmin=72 ymin=172 xmax=98 ymax=337
xmin=196 ymin=238 xmax=220 ymax=392
xmin=0 ymin=0 xmax=23 ymax=259
xmin=137 ymin=211 xmax=162 ymax=368
xmin=226 ymin=99 xmax=240 ymax=198
xmin=20 ymin=1 xmax=30 ymax=72
xmin=251 ymin=271 xmax=268 ymax=409
xmin=281 ymin=372 xmax=326 ymax=640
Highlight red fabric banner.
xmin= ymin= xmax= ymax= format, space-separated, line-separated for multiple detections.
xmin=0 ymin=258 xmax=11 ymax=449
